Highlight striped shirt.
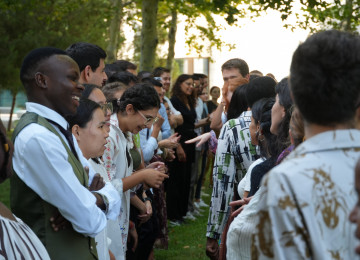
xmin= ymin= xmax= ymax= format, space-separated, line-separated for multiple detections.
xmin=0 ymin=214 xmax=50 ymax=259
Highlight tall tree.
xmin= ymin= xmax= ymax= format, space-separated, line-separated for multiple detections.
xmin=140 ymin=0 xmax=159 ymax=71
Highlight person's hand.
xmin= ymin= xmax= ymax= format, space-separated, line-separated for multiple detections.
xmin=185 ymin=132 xmax=211 ymax=147
xmin=138 ymin=200 xmax=152 ymax=224
xmin=144 ymin=200 xmax=152 ymax=216
xmin=206 ymin=238 xmax=219 ymax=260
xmin=109 ymin=250 xmax=115 ymax=260
xmin=168 ymin=114 xmax=178 ymax=129
xmin=146 ymin=161 xmax=166 ymax=174
xmin=142 ymin=169 xmax=168 ymax=188
xmin=89 ymin=173 xmax=105 ymax=191
xmin=230 ymin=197 xmax=252 ymax=218
xmin=176 ymin=145 xmax=186 ymax=162
xmin=50 ymin=209 xmax=71 ymax=232
xmin=128 ymin=222 xmax=138 ymax=252
xmin=165 ymin=148 xmax=175 ymax=162
xmin=153 ymin=113 xmax=165 ymax=129
xmin=158 ymin=133 xmax=180 ymax=149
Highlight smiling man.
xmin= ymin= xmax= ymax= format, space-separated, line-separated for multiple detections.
xmin=66 ymin=42 xmax=108 ymax=88
xmin=11 ymin=47 xmax=120 ymax=260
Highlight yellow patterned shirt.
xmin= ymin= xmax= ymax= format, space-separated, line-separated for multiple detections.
xmin=252 ymin=129 xmax=360 ymax=260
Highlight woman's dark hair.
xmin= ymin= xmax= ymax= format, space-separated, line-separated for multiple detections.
xmin=227 ymin=84 xmax=248 ymax=120
xmin=81 ymin=84 xmax=99 ymax=99
xmin=112 ymin=83 xmax=160 ymax=113
xmin=252 ymin=97 xmax=277 ymax=159
xmin=274 ymin=77 xmax=293 ymax=151
xmin=67 ymin=99 xmax=101 ymax=129
xmin=171 ymin=74 xmax=196 ymax=108
xmin=245 ymin=76 xmax=276 ymax=108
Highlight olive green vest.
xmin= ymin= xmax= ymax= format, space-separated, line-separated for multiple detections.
xmin=10 ymin=112 xmax=98 ymax=260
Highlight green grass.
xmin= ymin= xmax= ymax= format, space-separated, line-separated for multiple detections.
xmin=0 ymin=179 xmax=10 ymax=208
xmin=154 ymin=180 xmax=212 ymax=260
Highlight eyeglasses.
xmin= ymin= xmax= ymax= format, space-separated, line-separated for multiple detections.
xmin=138 ymin=110 xmax=158 ymax=126
xmin=100 ymin=102 xmax=113 ymax=114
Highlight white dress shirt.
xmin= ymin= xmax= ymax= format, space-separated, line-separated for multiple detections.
xmin=12 ymin=102 xmax=108 ymax=237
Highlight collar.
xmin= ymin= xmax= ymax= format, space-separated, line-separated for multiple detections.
xmin=288 ymin=129 xmax=360 ymax=159
xmin=26 ymin=102 xmax=69 ymax=130
xmin=110 ymin=113 xmax=119 ymax=127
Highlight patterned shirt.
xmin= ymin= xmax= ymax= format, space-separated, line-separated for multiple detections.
xmin=252 ymin=129 xmax=360 ymax=260
xmin=206 ymin=111 xmax=257 ymax=239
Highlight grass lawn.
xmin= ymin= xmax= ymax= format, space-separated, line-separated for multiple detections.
xmin=154 ymin=181 xmax=212 ymax=260
xmin=0 ymin=179 xmax=10 ymax=208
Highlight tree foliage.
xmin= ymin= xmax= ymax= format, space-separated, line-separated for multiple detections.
xmin=251 ymin=0 xmax=360 ymax=32
xmin=0 ymin=0 xmax=112 ymax=92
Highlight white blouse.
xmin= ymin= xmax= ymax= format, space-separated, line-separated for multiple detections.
xmin=103 ymin=114 xmax=134 ymax=259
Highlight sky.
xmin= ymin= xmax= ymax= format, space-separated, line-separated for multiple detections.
xmin=174 ymin=8 xmax=311 ymax=87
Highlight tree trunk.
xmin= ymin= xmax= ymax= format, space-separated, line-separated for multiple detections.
xmin=344 ymin=0 xmax=353 ymax=31
xmin=106 ymin=0 xmax=123 ymax=63
xmin=140 ymin=0 xmax=159 ymax=71
xmin=166 ymin=9 xmax=177 ymax=70
xmin=7 ymin=92 xmax=16 ymax=131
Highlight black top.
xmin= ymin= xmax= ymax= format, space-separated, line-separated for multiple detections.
xmin=170 ymin=96 xmax=197 ymax=143
xmin=171 ymin=95 xmax=196 ymax=163
xmin=206 ymin=100 xmax=218 ymax=114
xmin=248 ymin=157 xmax=277 ymax=197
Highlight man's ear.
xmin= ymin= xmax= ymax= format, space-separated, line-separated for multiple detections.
xmin=72 ymin=125 xmax=81 ymax=141
xmin=83 ymin=65 xmax=92 ymax=82
xmin=34 ymin=72 xmax=47 ymax=89
xmin=125 ymin=104 xmax=135 ymax=115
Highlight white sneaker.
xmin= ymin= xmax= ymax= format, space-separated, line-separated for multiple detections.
xmin=193 ymin=209 xmax=203 ymax=217
xmin=198 ymin=199 xmax=209 ymax=208
xmin=184 ymin=211 xmax=196 ymax=221
xmin=169 ymin=220 xmax=181 ymax=227
xmin=194 ymin=202 xmax=204 ymax=211
xmin=201 ymin=192 xmax=210 ymax=197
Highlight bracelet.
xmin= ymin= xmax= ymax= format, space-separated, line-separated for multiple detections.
xmin=143 ymin=197 xmax=152 ymax=203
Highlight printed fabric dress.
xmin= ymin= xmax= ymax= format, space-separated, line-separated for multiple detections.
xmin=251 ymin=129 xmax=360 ymax=260
xmin=206 ymin=111 xmax=257 ymax=240
xmin=103 ymin=114 xmax=134 ymax=260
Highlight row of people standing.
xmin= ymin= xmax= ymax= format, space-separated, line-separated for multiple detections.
xmin=185 ymin=29 xmax=360 ymax=260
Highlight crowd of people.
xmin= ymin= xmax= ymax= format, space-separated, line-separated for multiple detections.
xmin=1 ymin=29 xmax=360 ymax=260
